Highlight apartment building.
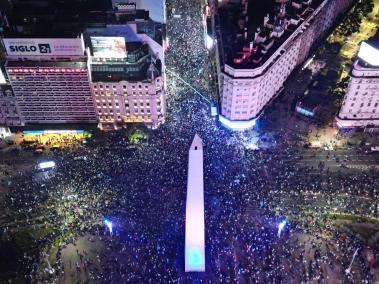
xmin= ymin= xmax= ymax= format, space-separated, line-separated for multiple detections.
xmin=336 ymin=36 xmax=379 ymax=128
xmin=218 ymin=0 xmax=353 ymax=129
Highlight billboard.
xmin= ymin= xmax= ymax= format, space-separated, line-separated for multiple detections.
xmin=3 ymin=38 xmax=84 ymax=56
xmin=358 ymin=42 xmax=379 ymax=66
xmin=90 ymin=37 xmax=126 ymax=58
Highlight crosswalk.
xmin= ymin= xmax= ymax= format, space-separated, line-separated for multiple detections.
xmin=346 ymin=165 xmax=379 ymax=170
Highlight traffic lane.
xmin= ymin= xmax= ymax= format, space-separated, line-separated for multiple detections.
xmin=297 ymin=150 xmax=379 ymax=163
xmin=300 ymin=149 xmax=379 ymax=156
xmin=295 ymin=159 xmax=379 ymax=172
xmin=297 ymin=157 xmax=379 ymax=164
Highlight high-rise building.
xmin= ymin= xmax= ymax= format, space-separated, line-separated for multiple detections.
xmin=0 ymin=0 xmax=166 ymax=130
xmin=336 ymin=34 xmax=379 ymax=129
xmin=6 ymin=61 xmax=96 ymax=125
xmin=2 ymin=37 xmax=97 ymax=126
xmin=217 ymin=0 xmax=353 ymax=130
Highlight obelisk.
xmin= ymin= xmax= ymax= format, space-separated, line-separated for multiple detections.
xmin=185 ymin=134 xmax=205 ymax=272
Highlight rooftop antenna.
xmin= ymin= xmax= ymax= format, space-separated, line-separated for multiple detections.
xmin=276 ymin=0 xmax=289 ymax=17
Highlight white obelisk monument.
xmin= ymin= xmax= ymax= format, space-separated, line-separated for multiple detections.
xmin=185 ymin=134 xmax=205 ymax=272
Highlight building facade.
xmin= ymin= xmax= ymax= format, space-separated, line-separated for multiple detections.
xmin=0 ymin=84 xmax=22 ymax=126
xmin=218 ymin=0 xmax=353 ymax=129
xmin=2 ymin=37 xmax=97 ymax=126
xmin=86 ymin=24 xmax=165 ymax=130
xmin=5 ymin=61 xmax=97 ymax=125
xmin=0 ymin=0 xmax=166 ymax=130
xmin=336 ymin=39 xmax=379 ymax=128
xmin=91 ymin=68 xmax=164 ymax=130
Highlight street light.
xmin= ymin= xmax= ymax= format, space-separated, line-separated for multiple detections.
xmin=277 ymin=219 xmax=287 ymax=237
xmin=345 ymin=248 xmax=359 ymax=275
xmin=104 ymin=219 xmax=113 ymax=235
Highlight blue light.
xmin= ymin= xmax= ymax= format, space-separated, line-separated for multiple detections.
xmin=188 ymin=247 xmax=204 ymax=266
xmin=296 ymin=106 xmax=314 ymax=117
xmin=277 ymin=220 xmax=287 ymax=237
xmin=219 ymin=115 xmax=256 ymax=131
xmin=104 ymin=219 xmax=113 ymax=234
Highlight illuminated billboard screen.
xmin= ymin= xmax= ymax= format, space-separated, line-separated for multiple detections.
xmin=3 ymin=38 xmax=84 ymax=56
xmin=90 ymin=37 xmax=126 ymax=58
xmin=357 ymin=42 xmax=379 ymax=66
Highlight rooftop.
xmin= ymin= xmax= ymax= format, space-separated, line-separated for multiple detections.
xmin=3 ymin=0 xmax=149 ymax=38
xmin=90 ymin=60 xmax=160 ymax=83
xmin=90 ymin=42 xmax=161 ymax=83
xmin=85 ymin=24 xmax=141 ymax=43
xmin=356 ymin=30 xmax=379 ymax=68
xmin=219 ymin=0 xmax=324 ymax=69
xmin=90 ymin=42 xmax=150 ymax=64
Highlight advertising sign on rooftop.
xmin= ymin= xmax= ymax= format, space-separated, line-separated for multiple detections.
xmin=3 ymin=38 xmax=85 ymax=56
xmin=358 ymin=42 xmax=379 ymax=66
xmin=90 ymin=37 xmax=127 ymax=58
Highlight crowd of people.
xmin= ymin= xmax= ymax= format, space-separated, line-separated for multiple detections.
xmin=1 ymin=0 xmax=378 ymax=283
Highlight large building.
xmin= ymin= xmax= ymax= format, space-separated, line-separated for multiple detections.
xmin=336 ymin=34 xmax=379 ymax=129
xmin=0 ymin=0 xmax=165 ymax=130
xmin=2 ymin=37 xmax=97 ymax=126
xmin=86 ymin=23 xmax=165 ymax=130
xmin=217 ymin=0 xmax=353 ymax=130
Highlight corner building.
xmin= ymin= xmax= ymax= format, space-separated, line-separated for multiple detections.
xmin=218 ymin=0 xmax=353 ymax=129
xmin=336 ymin=36 xmax=379 ymax=128
xmin=87 ymin=23 xmax=165 ymax=130
xmin=91 ymin=62 xmax=164 ymax=129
